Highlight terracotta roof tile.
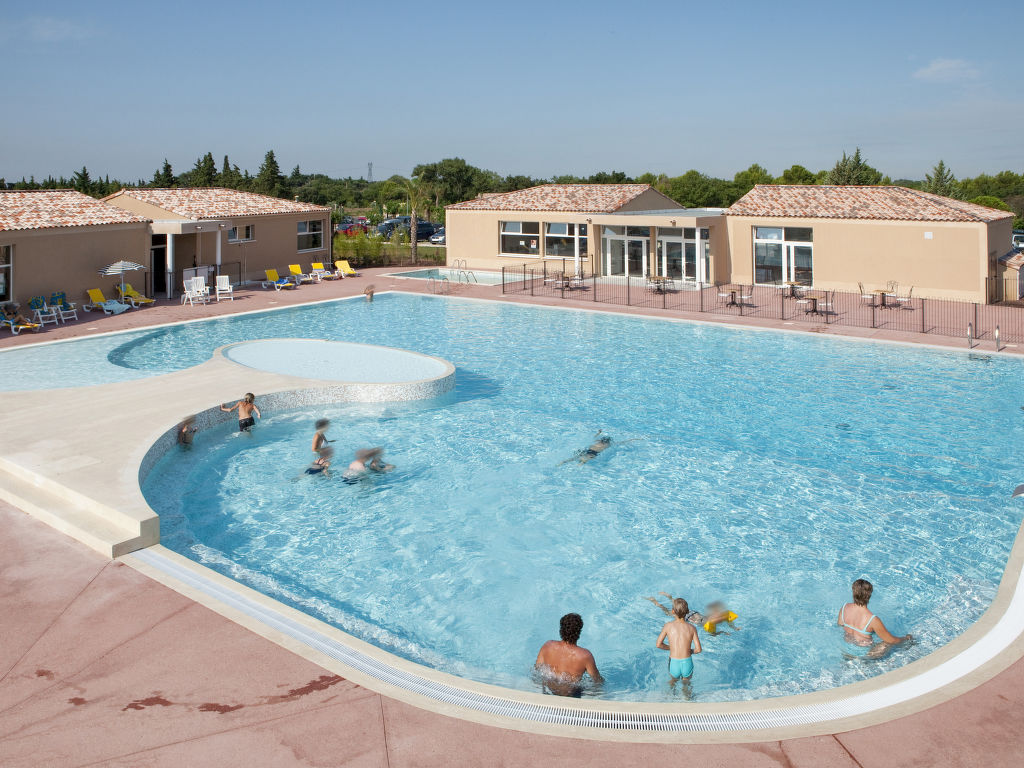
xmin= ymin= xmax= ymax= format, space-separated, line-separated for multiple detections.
xmin=447 ymin=184 xmax=655 ymax=213
xmin=727 ymin=185 xmax=1014 ymax=223
xmin=107 ymin=188 xmax=330 ymax=219
xmin=0 ymin=189 xmax=149 ymax=232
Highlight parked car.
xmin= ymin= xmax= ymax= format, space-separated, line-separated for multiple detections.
xmin=429 ymin=227 xmax=446 ymax=245
xmin=376 ymin=218 xmax=407 ymax=238
xmin=1013 ymin=230 xmax=1024 ymax=249
xmin=337 ymin=221 xmax=368 ymax=236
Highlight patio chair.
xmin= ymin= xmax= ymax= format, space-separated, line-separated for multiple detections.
xmin=335 ymin=260 xmax=359 ymax=277
xmin=215 ymin=274 xmax=234 ymax=301
xmin=896 ymin=285 xmax=914 ymax=308
xmin=739 ymin=285 xmax=754 ymax=307
xmin=262 ymin=269 xmax=297 ymax=290
xmin=858 ymin=282 xmax=875 ymax=307
xmin=49 ymin=292 xmax=79 ymax=323
xmin=818 ymin=290 xmax=836 ymax=316
xmin=28 ymin=296 xmax=59 ymax=326
xmin=116 ymin=283 xmax=155 ymax=307
xmin=310 ymin=262 xmax=337 ymax=280
xmin=288 ymin=264 xmax=315 ymax=284
xmin=181 ymin=278 xmax=210 ymax=306
xmin=83 ymin=289 xmax=131 ymax=315
xmin=717 ymin=284 xmax=735 ymax=306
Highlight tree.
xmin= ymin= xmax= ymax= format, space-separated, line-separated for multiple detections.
xmin=184 ymin=152 xmax=217 ymax=187
xmin=219 ymin=155 xmax=242 ymax=189
xmin=922 ymin=160 xmax=961 ymax=198
xmin=824 ymin=148 xmax=884 ymax=185
xmin=152 ymin=159 xmax=176 ymax=187
xmin=405 ymin=177 xmax=431 ymax=264
xmin=413 ymin=158 xmax=489 ymax=207
xmin=253 ymin=150 xmax=285 ymax=197
xmin=775 ymin=165 xmax=817 ymax=185
xmin=731 ymin=164 xmax=774 ymax=198
xmin=968 ymin=195 xmax=1011 ymax=211
xmin=72 ymin=166 xmax=93 ymax=195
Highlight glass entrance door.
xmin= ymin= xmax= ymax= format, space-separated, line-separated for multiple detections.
xmin=604 ymin=237 xmax=647 ymax=277
xmin=657 ymin=240 xmax=682 ymax=279
xmin=789 ymin=245 xmax=812 ymax=285
xmin=626 ymin=239 xmax=646 ymax=277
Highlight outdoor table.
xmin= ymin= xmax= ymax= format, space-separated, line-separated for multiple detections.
xmin=873 ymin=289 xmax=894 ymax=307
xmin=784 ymin=281 xmax=803 ymax=298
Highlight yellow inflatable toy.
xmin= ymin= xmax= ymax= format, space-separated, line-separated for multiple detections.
xmin=703 ymin=611 xmax=738 ymax=633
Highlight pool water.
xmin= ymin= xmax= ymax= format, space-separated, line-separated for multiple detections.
xmin=133 ymin=294 xmax=1024 ymax=702
xmin=388 ymin=267 xmax=504 ymax=285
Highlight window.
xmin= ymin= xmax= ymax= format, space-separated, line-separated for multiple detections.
xmin=753 ymin=226 xmax=813 ymax=285
xmin=228 ymin=224 xmax=255 ymax=242
xmin=297 ymin=219 xmax=324 ymax=251
xmin=544 ymin=222 xmax=588 ymax=259
xmin=500 ymin=221 xmax=540 ymax=256
xmin=0 ymin=245 xmax=10 ymax=303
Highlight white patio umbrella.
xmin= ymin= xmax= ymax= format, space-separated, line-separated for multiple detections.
xmin=98 ymin=260 xmax=146 ymax=298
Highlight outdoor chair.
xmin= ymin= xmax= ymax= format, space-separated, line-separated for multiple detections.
xmin=116 ymin=283 xmax=155 ymax=307
xmin=335 ymin=260 xmax=359 ymax=277
xmin=288 ymin=264 xmax=315 ymax=284
xmin=897 ymin=285 xmax=914 ymax=308
xmin=83 ymin=289 xmax=131 ymax=315
xmin=215 ymin=274 xmax=234 ymax=301
xmin=262 ymin=269 xmax=297 ymax=290
xmin=310 ymin=262 xmax=337 ymax=280
xmin=28 ymin=296 xmax=59 ymax=326
xmin=818 ymin=290 xmax=836 ymax=316
xmin=858 ymin=282 xmax=875 ymax=307
xmin=181 ymin=278 xmax=210 ymax=306
xmin=49 ymin=292 xmax=79 ymax=323
xmin=739 ymin=285 xmax=754 ymax=307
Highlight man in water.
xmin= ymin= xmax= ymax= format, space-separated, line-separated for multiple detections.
xmin=177 ymin=415 xmax=197 ymax=446
xmin=534 ymin=613 xmax=602 ymax=697
xmin=655 ymin=597 xmax=702 ymax=684
xmin=560 ymin=431 xmax=612 ymax=465
xmin=221 ymin=393 xmax=261 ymax=432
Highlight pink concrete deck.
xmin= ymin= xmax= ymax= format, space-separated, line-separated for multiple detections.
xmin=2 ymin=269 xmax=1024 ymax=766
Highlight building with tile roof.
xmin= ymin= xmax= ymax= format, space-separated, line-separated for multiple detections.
xmin=104 ymin=188 xmax=332 ymax=298
xmin=0 ymin=190 xmax=151 ymax=307
xmin=445 ymin=183 xmax=1015 ymax=303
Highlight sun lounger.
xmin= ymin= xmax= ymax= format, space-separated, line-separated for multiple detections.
xmin=83 ymin=289 xmax=131 ymax=315
xmin=310 ymin=262 xmax=337 ymax=280
xmin=289 ymin=264 xmax=315 ymax=284
xmin=0 ymin=305 xmax=42 ymax=334
xmin=262 ymin=269 xmax=297 ymax=290
xmin=335 ymin=260 xmax=358 ymax=277
xmin=49 ymin=292 xmax=79 ymax=323
xmin=116 ymin=282 xmax=155 ymax=307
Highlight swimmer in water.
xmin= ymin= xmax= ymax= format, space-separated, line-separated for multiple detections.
xmin=177 ymin=415 xmax=197 ymax=446
xmin=534 ymin=613 xmax=602 ymax=697
xmin=304 ymin=446 xmax=333 ymax=476
xmin=644 ymin=592 xmax=705 ymax=625
xmin=559 ymin=430 xmax=615 ymax=465
xmin=312 ymin=418 xmax=332 ymax=456
xmin=838 ymin=578 xmax=912 ymax=659
xmin=343 ymin=447 xmax=394 ymax=483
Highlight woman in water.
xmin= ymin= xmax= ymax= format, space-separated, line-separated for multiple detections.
xmin=838 ymin=578 xmax=912 ymax=659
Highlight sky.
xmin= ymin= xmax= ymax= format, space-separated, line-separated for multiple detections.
xmin=2 ymin=0 xmax=1021 ymax=184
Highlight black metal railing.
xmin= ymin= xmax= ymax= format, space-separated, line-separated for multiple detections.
xmin=500 ymin=269 xmax=1024 ymax=344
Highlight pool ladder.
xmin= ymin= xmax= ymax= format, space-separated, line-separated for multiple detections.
xmin=428 ymin=275 xmax=449 ymax=294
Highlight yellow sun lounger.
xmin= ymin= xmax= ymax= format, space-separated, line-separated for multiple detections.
xmin=335 ymin=260 xmax=358 ymax=277
xmin=116 ymin=282 xmax=155 ymax=307
xmin=83 ymin=289 xmax=131 ymax=315
xmin=262 ymin=269 xmax=297 ymax=290
xmin=310 ymin=262 xmax=337 ymax=280
xmin=288 ymin=264 xmax=315 ymax=284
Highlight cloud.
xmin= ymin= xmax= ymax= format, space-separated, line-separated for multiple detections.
xmin=0 ymin=16 xmax=96 ymax=43
xmin=912 ymin=58 xmax=980 ymax=83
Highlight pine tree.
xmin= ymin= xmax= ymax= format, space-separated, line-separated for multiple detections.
xmin=152 ymin=159 xmax=176 ymax=187
xmin=254 ymin=150 xmax=284 ymax=197
xmin=922 ymin=160 xmax=962 ymax=199
xmin=72 ymin=166 xmax=93 ymax=195
xmin=825 ymin=148 xmax=884 ymax=185
xmin=186 ymin=152 xmax=217 ymax=187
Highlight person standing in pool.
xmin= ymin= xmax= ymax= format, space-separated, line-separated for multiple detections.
xmin=312 ymin=418 xmax=332 ymax=456
xmin=656 ymin=597 xmax=702 ymax=683
xmin=534 ymin=613 xmax=602 ymax=697
xmin=177 ymin=415 xmax=198 ymax=446
xmin=305 ymin=446 xmax=333 ymax=476
xmin=838 ymin=578 xmax=911 ymax=659
xmin=221 ymin=393 xmax=261 ymax=432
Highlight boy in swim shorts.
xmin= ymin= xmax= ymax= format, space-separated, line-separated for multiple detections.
xmin=656 ymin=597 xmax=702 ymax=682
xmin=221 ymin=393 xmax=261 ymax=432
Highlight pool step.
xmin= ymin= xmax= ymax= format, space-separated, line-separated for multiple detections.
xmin=0 ymin=460 xmax=157 ymax=559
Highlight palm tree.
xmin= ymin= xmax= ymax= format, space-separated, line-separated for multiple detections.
xmin=405 ymin=177 xmax=431 ymax=265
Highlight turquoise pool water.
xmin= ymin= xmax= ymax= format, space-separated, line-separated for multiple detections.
xmin=128 ymin=294 xmax=1024 ymax=702
xmin=388 ymin=267 xmax=504 ymax=285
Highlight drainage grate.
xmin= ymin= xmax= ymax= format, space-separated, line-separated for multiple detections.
xmin=131 ymin=548 xmax=1024 ymax=733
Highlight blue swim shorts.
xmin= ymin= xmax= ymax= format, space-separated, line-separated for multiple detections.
xmin=669 ymin=657 xmax=694 ymax=679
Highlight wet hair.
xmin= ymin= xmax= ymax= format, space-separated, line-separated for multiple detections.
xmin=559 ymin=613 xmax=583 ymax=644
xmin=852 ymin=579 xmax=873 ymax=606
xmin=244 ymin=393 xmax=255 ymax=403
xmin=672 ymin=597 xmax=689 ymax=619
xmin=596 ymin=436 xmax=611 ymax=445
xmin=315 ymin=418 xmax=329 ymax=430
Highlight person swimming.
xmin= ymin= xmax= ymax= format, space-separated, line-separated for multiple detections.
xmin=342 ymin=447 xmax=394 ymax=483
xmin=305 ymin=446 xmax=333 ymax=475
xmin=560 ymin=431 xmax=613 ymax=465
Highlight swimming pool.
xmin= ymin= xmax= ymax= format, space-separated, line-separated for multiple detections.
xmin=129 ymin=293 xmax=1024 ymax=702
xmin=387 ymin=267 xmax=504 ymax=285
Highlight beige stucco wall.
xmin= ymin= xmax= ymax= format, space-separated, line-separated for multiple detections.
xmin=2 ymin=224 xmax=150 ymax=307
xmin=446 ymin=209 xmax=728 ymax=280
xmin=725 ymin=216 xmax=995 ymax=302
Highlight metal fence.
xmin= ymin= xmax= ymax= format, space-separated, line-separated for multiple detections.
xmin=502 ymin=264 xmax=1024 ymax=345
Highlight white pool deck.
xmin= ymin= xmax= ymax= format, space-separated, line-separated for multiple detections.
xmin=2 ymin=269 xmax=1023 ymax=766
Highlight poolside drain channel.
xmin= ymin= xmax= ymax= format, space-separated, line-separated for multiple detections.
xmin=131 ymin=547 xmax=1024 ymax=734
